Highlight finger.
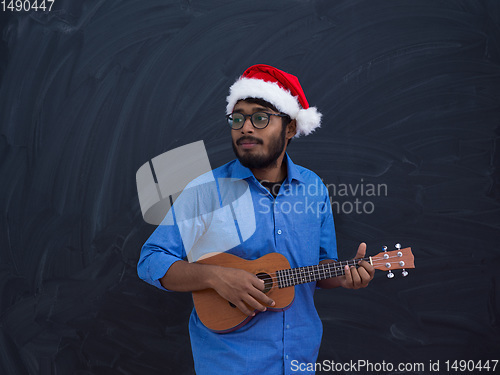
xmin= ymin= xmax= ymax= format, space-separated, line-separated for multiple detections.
xmin=241 ymin=294 xmax=267 ymax=313
xmin=357 ymin=266 xmax=372 ymax=286
xmin=249 ymin=288 xmax=275 ymax=308
xmin=358 ymin=260 xmax=375 ymax=278
xmin=344 ymin=265 xmax=353 ymax=287
xmin=234 ymin=300 xmax=256 ymax=316
xmin=250 ymin=277 xmax=275 ymax=306
xmin=355 ymin=242 xmax=367 ymax=259
xmin=251 ymin=276 xmax=266 ymax=291
xmin=350 ymin=266 xmax=361 ymax=288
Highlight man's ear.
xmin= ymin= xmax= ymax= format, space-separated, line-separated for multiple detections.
xmin=286 ymin=119 xmax=297 ymax=140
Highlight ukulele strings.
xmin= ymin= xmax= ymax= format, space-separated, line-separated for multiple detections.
xmin=264 ymin=259 xmax=364 ymax=284
xmin=261 ymin=254 xmax=405 ymax=288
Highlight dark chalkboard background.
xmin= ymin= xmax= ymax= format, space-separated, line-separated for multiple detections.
xmin=1 ymin=1 xmax=499 ymax=374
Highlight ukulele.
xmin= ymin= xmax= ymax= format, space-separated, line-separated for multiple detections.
xmin=192 ymin=245 xmax=414 ymax=333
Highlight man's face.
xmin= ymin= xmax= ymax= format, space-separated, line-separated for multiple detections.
xmin=231 ymin=101 xmax=288 ymax=170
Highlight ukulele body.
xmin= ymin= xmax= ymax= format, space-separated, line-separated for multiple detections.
xmin=192 ymin=252 xmax=295 ymax=333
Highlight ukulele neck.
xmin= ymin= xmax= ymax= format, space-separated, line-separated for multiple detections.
xmin=276 ymin=257 xmax=370 ymax=288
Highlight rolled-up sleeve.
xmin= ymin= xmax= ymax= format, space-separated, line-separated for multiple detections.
xmin=137 ymin=221 xmax=187 ymax=291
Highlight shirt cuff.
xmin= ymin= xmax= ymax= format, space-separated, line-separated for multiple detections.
xmin=147 ymin=253 xmax=182 ymax=292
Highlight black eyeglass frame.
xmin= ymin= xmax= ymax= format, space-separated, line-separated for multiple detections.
xmin=226 ymin=111 xmax=289 ymax=130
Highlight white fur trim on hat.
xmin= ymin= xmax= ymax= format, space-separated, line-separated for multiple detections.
xmin=296 ymin=107 xmax=322 ymax=136
xmin=226 ymin=78 xmax=321 ymax=137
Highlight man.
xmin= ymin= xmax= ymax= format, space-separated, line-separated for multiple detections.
xmin=137 ymin=64 xmax=374 ymax=374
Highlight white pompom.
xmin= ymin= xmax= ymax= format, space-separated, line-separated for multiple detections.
xmin=295 ymin=107 xmax=322 ymax=137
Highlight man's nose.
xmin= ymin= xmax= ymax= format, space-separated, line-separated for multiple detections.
xmin=240 ymin=116 xmax=254 ymax=133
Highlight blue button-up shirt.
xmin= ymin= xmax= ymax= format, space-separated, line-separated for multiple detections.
xmin=137 ymin=154 xmax=337 ymax=375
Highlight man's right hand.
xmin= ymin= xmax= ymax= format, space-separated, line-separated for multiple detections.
xmin=160 ymin=260 xmax=275 ymax=316
xmin=209 ymin=266 xmax=275 ymax=316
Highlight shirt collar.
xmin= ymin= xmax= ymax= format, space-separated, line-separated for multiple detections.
xmin=230 ymin=153 xmax=305 ymax=184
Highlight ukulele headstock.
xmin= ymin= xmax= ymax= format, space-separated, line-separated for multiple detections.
xmin=371 ymin=244 xmax=414 ymax=278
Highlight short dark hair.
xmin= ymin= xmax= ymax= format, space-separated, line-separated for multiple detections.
xmin=238 ymin=98 xmax=293 ymax=145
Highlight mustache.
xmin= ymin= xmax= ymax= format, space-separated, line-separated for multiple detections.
xmin=236 ymin=136 xmax=263 ymax=145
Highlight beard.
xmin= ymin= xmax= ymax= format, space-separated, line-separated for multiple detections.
xmin=232 ymin=125 xmax=287 ymax=170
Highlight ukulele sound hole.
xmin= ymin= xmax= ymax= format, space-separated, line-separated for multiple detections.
xmin=256 ymin=272 xmax=273 ymax=293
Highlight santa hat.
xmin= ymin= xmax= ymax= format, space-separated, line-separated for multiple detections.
xmin=226 ymin=64 xmax=322 ymax=137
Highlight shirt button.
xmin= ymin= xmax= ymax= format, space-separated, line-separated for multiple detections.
xmin=277 ymin=229 xmax=282 ymax=235
xmin=285 ymin=355 xmax=289 ymax=359
xmin=286 ymin=324 xmax=290 ymax=329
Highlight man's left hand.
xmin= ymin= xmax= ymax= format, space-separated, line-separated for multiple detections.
xmin=339 ymin=242 xmax=375 ymax=289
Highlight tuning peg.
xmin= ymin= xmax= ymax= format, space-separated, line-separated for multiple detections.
xmin=395 ymin=243 xmax=401 ymax=249
xmin=387 ymin=271 xmax=395 ymax=279
xmin=402 ymin=269 xmax=408 ymax=277
xmin=383 ymin=246 xmax=388 ymax=251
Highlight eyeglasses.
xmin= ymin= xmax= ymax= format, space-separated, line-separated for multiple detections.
xmin=226 ymin=112 xmax=288 ymax=130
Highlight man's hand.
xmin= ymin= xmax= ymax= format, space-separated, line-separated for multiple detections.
xmin=160 ymin=260 xmax=274 ymax=316
xmin=210 ymin=267 xmax=275 ymax=316
xmin=317 ymin=242 xmax=375 ymax=289
xmin=338 ymin=242 xmax=375 ymax=289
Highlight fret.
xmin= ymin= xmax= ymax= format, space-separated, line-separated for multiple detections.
xmin=293 ymin=267 xmax=299 ymax=285
xmin=318 ymin=264 xmax=325 ymax=280
xmin=325 ymin=263 xmax=331 ymax=278
xmin=307 ymin=266 xmax=313 ymax=283
xmin=333 ymin=261 xmax=343 ymax=277
xmin=299 ymin=267 xmax=306 ymax=284
xmin=338 ymin=261 xmax=346 ymax=277
xmin=328 ymin=262 xmax=336 ymax=278
xmin=302 ymin=267 xmax=308 ymax=284
xmin=342 ymin=261 xmax=348 ymax=275
xmin=311 ymin=265 xmax=317 ymax=282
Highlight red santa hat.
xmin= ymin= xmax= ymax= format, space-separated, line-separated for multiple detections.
xmin=226 ymin=64 xmax=322 ymax=137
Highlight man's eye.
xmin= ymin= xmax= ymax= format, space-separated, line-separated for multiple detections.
xmin=233 ymin=117 xmax=243 ymax=123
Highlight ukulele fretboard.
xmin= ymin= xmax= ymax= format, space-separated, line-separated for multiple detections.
xmin=276 ymin=257 xmax=370 ymax=288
